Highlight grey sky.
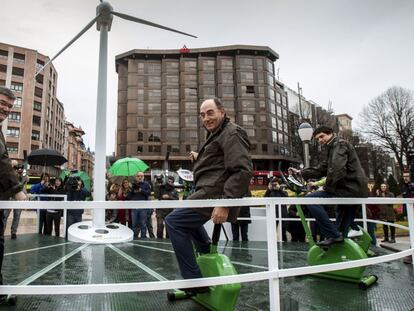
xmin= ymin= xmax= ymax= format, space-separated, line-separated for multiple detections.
xmin=1 ymin=0 xmax=413 ymax=154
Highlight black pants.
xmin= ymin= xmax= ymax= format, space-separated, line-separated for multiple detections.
xmin=383 ymin=222 xmax=395 ymax=240
xmin=38 ymin=209 xmax=47 ymax=234
xmin=231 ymin=223 xmax=249 ymax=241
xmin=45 ymin=212 xmax=61 ymax=236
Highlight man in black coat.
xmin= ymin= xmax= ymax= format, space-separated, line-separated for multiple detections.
xmin=0 ymin=87 xmax=28 ymax=304
xmin=165 ymin=98 xmax=252 ymax=293
xmin=290 ymin=125 xmax=368 ymax=247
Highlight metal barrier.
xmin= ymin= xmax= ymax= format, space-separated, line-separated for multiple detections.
xmin=0 ymin=197 xmax=413 ymax=310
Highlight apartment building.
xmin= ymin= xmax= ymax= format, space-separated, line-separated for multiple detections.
xmin=0 ymin=42 xmax=65 ymax=165
xmin=115 ymin=45 xmax=295 ymax=177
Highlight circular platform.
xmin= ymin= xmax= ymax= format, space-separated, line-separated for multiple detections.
xmin=67 ymin=221 xmax=133 ymax=243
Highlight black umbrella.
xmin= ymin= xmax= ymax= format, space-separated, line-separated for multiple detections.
xmin=27 ymin=148 xmax=67 ymax=166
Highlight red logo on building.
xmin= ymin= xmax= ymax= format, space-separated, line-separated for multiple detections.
xmin=180 ymin=45 xmax=190 ymax=53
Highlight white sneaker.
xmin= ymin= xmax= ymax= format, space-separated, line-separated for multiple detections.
xmin=348 ymin=229 xmax=363 ymax=238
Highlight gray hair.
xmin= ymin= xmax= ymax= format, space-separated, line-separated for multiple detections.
xmin=0 ymin=86 xmax=16 ymax=101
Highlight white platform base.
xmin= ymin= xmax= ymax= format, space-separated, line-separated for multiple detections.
xmin=68 ymin=221 xmax=134 ymax=244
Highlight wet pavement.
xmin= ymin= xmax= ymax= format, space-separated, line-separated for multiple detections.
xmin=0 ymin=234 xmax=413 ymax=310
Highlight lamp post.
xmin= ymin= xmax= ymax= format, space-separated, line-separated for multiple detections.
xmin=298 ymin=122 xmax=314 ymax=168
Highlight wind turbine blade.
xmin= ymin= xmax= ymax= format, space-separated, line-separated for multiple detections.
xmin=112 ymin=11 xmax=197 ymax=38
xmin=35 ymin=15 xmax=101 ymax=76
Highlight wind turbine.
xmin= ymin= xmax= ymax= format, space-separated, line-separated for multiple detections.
xmin=36 ymin=1 xmax=197 ymax=243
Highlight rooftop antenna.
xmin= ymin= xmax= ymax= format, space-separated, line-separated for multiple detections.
xmin=36 ymin=1 xmax=197 ymax=243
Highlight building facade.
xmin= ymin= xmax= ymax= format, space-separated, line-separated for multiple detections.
xmin=115 ymin=45 xmax=295 ymax=179
xmin=0 ymin=42 xmax=65 ymax=166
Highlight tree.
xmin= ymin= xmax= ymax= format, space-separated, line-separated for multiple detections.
xmin=359 ymin=86 xmax=414 ymax=177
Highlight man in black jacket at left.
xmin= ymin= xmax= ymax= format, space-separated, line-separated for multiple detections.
xmin=0 ymin=87 xmax=28 ymax=304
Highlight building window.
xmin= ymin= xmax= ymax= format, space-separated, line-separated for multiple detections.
xmin=183 ymin=74 xmax=197 ymax=85
xmin=283 ymin=122 xmax=288 ymax=133
xmin=201 ymin=86 xmax=215 ymax=99
xmin=35 ymin=86 xmax=43 ymax=98
xmin=222 ymin=86 xmax=234 ymax=97
xmin=184 ymin=116 xmax=197 ymax=127
xmin=0 ymin=49 xmax=8 ymax=60
xmin=165 ymin=75 xmax=179 ymax=86
xmin=201 ymin=72 xmax=215 ymax=84
xmin=166 ymin=117 xmax=179 ymax=128
xmin=241 ymin=85 xmax=255 ymax=97
xmin=167 ymin=145 xmax=180 ymax=153
xmin=32 ymin=115 xmax=41 ymax=126
xmin=277 ymin=106 xmax=282 ymax=118
xmin=165 ymin=61 xmax=179 ymax=72
xmin=14 ymin=97 xmax=22 ymax=108
xmin=0 ymin=64 xmax=6 ymax=73
xmin=276 ymin=92 xmax=282 ymax=104
xmin=183 ymin=130 xmax=198 ymax=140
xmin=6 ymin=142 xmax=18 ymax=154
xmin=13 ymin=53 xmax=25 ymax=64
xmin=166 ymin=131 xmax=179 ymax=140
xmin=184 ymin=102 xmax=197 ymax=113
xmin=147 ymin=117 xmax=161 ymax=128
xmin=222 ymin=101 xmax=234 ymax=113
xmin=148 ymin=89 xmax=161 ymax=101
xmin=137 ymin=131 xmax=143 ymax=141
xmin=6 ymin=127 xmax=19 ymax=137
xmin=241 ymin=100 xmax=255 ymax=112
xmin=246 ymin=128 xmax=255 ymax=138
xmin=240 ymin=72 xmax=254 ymax=84
xmin=10 ymin=82 xmax=23 ymax=92
xmin=242 ymin=114 xmax=254 ymax=126
xmin=166 ymin=102 xmax=179 ymax=114
xmin=9 ymin=112 xmax=21 ymax=123
xmin=148 ymin=75 xmax=161 ymax=87
xmin=148 ymin=145 xmax=161 ymax=153
xmin=277 ymin=119 xmax=283 ymax=131
xmin=271 ymin=117 xmax=277 ymax=129
xmin=201 ymin=59 xmax=215 ymax=70
xmin=260 ymin=115 xmax=267 ymax=123
xmin=183 ymin=60 xmax=197 ymax=71
xmin=147 ymin=62 xmax=161 ymax=74
xmin=278 ymin=133 xmax=284 ymax=144
xmin=239 ymin=57 xmax=253 ymax=69
xmin=269 ymin=102 xmax=276 ymax=115
xmin=268 ymin=88 xmax=275 ymax=100
xmin=266 ymin=60 xmax=274 ymax=74
xmin=219 ymin=58 xmax=233 ymax=70
xmin=166 ymin=88 xmax=179 ymax=99
xmin=137 ymin=62 xmax=145 ymax=73
xmin=220 ymin=72 xmax=233 ymax=84
xmin=184 ymin=87 xmax=197 ymax=99
xmin=12 ymin=67 xmax=24 ymax=77
xmin=148 ymin=132 xmax=161 ymax=142
xmin=262 ymin=144 xmax=268 ymax=152
xmin=137 ymin=145 xmax=143 ymax=153
xmin=256 ymin=58 xmax=264 ymax=70
xmin=148 ymin=103 xmax=161 ymax=113
xmin=272 ymin=131 xmax=277 ymax=143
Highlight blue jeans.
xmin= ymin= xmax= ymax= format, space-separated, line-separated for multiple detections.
xmin=305 ymin=191 xmax=341 ymax=239
xmin=131 ymin=209 xmax=149 ymax=238
xmin=165 ymin=208 xmax=211 ymax=279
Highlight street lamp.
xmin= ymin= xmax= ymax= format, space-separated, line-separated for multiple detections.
xmin=298 ymin=122 xmax=314 ymax=168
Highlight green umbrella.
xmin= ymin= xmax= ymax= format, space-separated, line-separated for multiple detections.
xmin=109 ymin=157 xmax=149 ymax=177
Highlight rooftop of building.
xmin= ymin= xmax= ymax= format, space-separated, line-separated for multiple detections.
xmin=115 ymin=44 xmax=279 ymax=71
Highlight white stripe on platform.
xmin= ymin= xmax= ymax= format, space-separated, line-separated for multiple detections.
xmin=5 ymin=242 xmax=74 ymax=256
xmin=16 ymin=244 xmax=89 ymax=286
xmin=108 ymin=244 xmax=168 ymax=281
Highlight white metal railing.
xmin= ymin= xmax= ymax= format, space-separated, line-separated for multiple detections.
xmin=0 ymin=197 xmax=413 ymax=311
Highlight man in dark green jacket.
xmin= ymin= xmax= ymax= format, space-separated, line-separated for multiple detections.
xmin=165 ymin=98 xmax=252 ymax=293
xmin=0 ymin=87 xmax=28 ymax=304
xmin=290 ymin=125 xmax=368 ymax=246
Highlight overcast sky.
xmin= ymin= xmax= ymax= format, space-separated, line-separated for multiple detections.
xmin=1 ymin=0 xmax=413 ymax=154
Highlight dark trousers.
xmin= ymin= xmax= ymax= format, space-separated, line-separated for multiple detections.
xmin=146 ymin=209 xmax=155 ymax=238
xmin=165 ymin=208 xmax=211 ymax=279
xmin=45 ymin=211 xmax=61 ymax=236
xmin=383 ymin=222 xmax=395 ymax=240
xmin=131 ymin=209 xmax=149 ymax=238
xmin=38 ymin=209 xmax=47 ymax=234
xmin=336 ymin=205 xmax=359 ymax=237
xmin=305 ymin=191 xmax=341 ymax=239
xmin=0 ymin=210 xmax=4 ymax=284
xmin=367 ymin=223 xmax=377 ymax=245
xmin=66 ymin=213 xmax=82 ymax=237
xmin=231 ymin=223 xmax=249 ymax=241
xmin=156 ymin=209 xmax=172 ymax=238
